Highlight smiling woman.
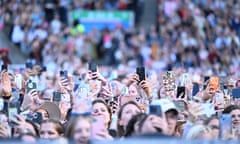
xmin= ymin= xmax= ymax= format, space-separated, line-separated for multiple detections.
xmin=65 ymin=116 xmax=91 ymax=144
xmin=39 ymin=119 xmax=64 ymax=140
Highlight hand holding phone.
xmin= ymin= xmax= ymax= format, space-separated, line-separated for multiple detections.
xmin=192 ymin=83 xmax=199 ymax=96
xmin=15 ymin=74 xmax=23 ymax=89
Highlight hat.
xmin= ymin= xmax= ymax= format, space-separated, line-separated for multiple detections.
xmin=39 ymin=102 xmax=61 ymax=120
xmin=226 ymin=78 xmax=235 ymax=86
xmin=151 ymin=99 xmax=178 ymax=114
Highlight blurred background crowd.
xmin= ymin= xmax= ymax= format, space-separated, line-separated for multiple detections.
xmin=0 ymin=0 xmax=240 ymax=143
xmin=0 ymin=0 xmax=239 ymax=77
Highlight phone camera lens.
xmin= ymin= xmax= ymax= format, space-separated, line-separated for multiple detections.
xmin=28 ymin=83 xmax=33 ymax=88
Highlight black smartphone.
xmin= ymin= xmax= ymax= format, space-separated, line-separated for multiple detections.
xmin=219 ymin=114 xmax=232 ymax=139
xmin=27 ymin=80 xmax=37 ymax=93
xmin=203 ymin=76 xmax=210 ymax=89
xmin=192 ymin=83 xmax=199 ymax=96
xmin=41 ymin=66 xmax=47 ymax=72
xmin=1 ymin=64 xmax=7 ymax=72
xmin=26 ymin=112 xmax=42 ymax=124
xmin=177 ymin=86 xmax=186 ymax=98
xmin=25 ymin=62 xmax=33 ymax=69
xmin=53 ymin=91 xmax=61 ymax=102
xmin=166 ymin=71 xmax=173 ymax=78
xmin=60 ymin=70 xmax=68 ymax=78
xmin=232 ymin=88 xmax=240 ymax=99
xmin=89 ymin=62 xmax=97 ymax=72
xmin=136 ymin=67 xmax=145 ymax=82
xmin=149 ymin=105 xmax=162 ymax=117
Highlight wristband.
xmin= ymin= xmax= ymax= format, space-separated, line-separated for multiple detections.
xmin=2 ymin=95 xmax=11 ymax=100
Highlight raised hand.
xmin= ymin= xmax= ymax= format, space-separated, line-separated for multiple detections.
xmin=58 ymin=74 xmax=74 ymax=93
xmin=0 ymin=71 xmax=12 ymax=97
xmin=21 ymin=89 xmax=44 ymax=111
xmin=125 ymin=73 xmax=139 ymax=86
xmin=139 ymin=80 xmax=152 ymax=96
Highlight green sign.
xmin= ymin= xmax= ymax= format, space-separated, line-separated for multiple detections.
xmin=69 ymin=10 xmax=134 ymax=32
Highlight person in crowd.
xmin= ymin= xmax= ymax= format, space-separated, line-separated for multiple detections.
xmin=117 ymin=101 xmax=142 ymax=137
xmin=2 ymin=0 xmax=240 ymax=143
xmin=223 ymin=105 xmax=240 ymax=133
xmin=92 ymin=99 xmax=112 ymax=129
xmin=39 ymin=119 xmax=64 ymax=140
xmin=65 ymin=116 xmax=91 ymax=144
xmin=124 ymin=113 xmax=147 ymax=137
xmin=138 ymin=113 xmax=168 ymax=136
xmin=204 ymin=116 xmax=219 ymax=139
xmin=11 ymin=115 xmax=39 ymax=140
xmin=151 ymin=99 xmax=179 ymax=136
xmin=185 ymin=125 xmax=213 ymax=140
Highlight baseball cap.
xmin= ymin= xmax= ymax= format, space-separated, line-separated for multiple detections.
xmin=151 ymin=99 xmax=178 ymax=114
xmin=39 ymin=102 xmax=61 ymax=120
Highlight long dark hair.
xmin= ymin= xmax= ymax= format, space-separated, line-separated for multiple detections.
xmin=92 ymin=99 xmax=112 ymax=128
xmin=124 ymin=113 xmax=147 ymax=137
xmin=117 ymin=101 xmax=141 ymax=137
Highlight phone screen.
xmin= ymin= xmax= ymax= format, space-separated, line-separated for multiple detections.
xmin=1 ymin=64 xmax=7 ymax=71
xmin=136 ymin=67 xmax=145 ymax=82
xmin=25 ymin=62 xmax=33 ymax=69
xmin=8 ymin=107 xmax=18 ymax=127
xmin=232 ymin=88 xmax=240 ymax=99
xmin=149 ymin=105 xmax=162 ymax=117
xmin=91 ymin=115 xmax=106 ymax=138
xmin=177 ymin=86 xmax=185 ymax=98
xmin=203 ymin=76 xmax=210 ymax=89
xmin=192 ymin=83 xmax=199 ymax=96
xmin=60 ymin=70 xmax=68 ymax=78
xmin=15 ymin=74 xmax=23 ymax=89
xmin=89 ymin=62 xmax=97 ymax=72
xmin=53 ymin=91 xmax=61 ymax=102
xmin=220 ymin=114 xmax=232 ymax=139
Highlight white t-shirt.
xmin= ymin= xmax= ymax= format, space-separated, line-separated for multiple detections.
xmin=51 ymin=19 xmax=61 ymax=34
xmin=11 ymin=25 xmax=24 ymax=43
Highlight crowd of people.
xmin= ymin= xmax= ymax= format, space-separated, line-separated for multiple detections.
xmin=0 ymin=0 xmax=240 ymax=143
xmin=0 ymin=60 xmax=239 ymax=143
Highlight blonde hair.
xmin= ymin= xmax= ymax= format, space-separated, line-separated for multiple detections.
xmin=185 ymin=125 xmax=212 ymax=139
